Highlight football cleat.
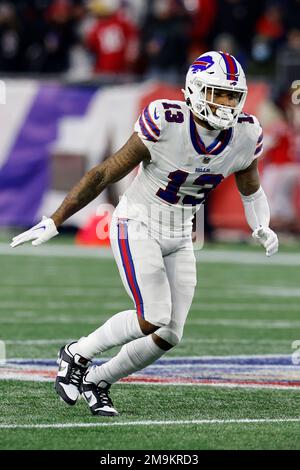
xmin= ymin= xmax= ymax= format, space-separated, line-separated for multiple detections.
xmin=81 ymin=374 xmax=118 ymax=417
xmin=55 ymin=342 xmax=90 ymax=406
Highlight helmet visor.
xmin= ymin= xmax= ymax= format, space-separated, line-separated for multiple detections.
xmin=189 ymin=80 xmax=248 ymax=129
xmin=204 ymin=85 xmax=246 ymax=110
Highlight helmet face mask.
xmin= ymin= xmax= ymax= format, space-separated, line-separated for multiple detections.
xmin=184 ymin=52 xmax=248 ymax=130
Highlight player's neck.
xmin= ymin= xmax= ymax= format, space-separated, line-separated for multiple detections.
xmin=193 ymin=114 xmax=216 ymax=132
xmin=193 ymin=115 xmax=219 ymax=139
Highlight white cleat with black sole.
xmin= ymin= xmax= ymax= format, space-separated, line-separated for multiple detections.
xmin=55 ymin=342 xmax=90 ymax=406
xmin=81 ymin=375 xmax=118 ymax=417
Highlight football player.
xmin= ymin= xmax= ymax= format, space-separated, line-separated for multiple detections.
xmin=11 ymin=51 xmax=278 ymax=417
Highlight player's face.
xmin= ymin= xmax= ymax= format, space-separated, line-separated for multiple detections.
xmin=206 ymin=87 xmax=241 ymax=113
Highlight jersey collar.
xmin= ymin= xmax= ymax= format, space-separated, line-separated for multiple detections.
xmin=189 ymin=112 xmax=233 ymax=156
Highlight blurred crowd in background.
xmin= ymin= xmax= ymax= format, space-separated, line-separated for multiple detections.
xmin=0 ymin=0 xmax=299 ymax=237
xmin=0 ymin=0 xmax=299 ymax=83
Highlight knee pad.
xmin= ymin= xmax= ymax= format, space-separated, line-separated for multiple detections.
xmin=155 ymin=324 xmax=184 ymax=347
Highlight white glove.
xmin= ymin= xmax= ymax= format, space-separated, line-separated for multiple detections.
xmin=10 ymin=216 xmax=59 ymax=248
xmin=252 ymin=226 xmax=278 ymax=257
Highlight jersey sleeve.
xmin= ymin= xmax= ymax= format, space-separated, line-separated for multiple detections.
xmin=254 ymin=126 xmax=264 ymax=159
xmin=236 ymin=115 xmax=264 ymax=171
xmin=134 ymin=100 xmax=164 ymax=150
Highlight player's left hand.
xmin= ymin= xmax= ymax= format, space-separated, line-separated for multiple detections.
xmin=10 ymin=216 xmax=59 ymax=248
xmin=252 ymin=226 xmax=278 ymax=257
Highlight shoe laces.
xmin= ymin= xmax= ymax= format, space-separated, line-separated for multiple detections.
xmin=69 ymin=367 xmax=84 ymax=387
xmin=96 ymin=386 xmax=113 ymax=406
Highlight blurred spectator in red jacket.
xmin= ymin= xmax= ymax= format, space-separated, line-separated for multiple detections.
xmin=262 ymin=91 xmax=300 ymax=232
xmin=255 ymin=3 xmax=285 ymax=41
xmin=85 ymin=0 xmax=139 ymax=74
xmin=184 ymin=0 xmax=217 ymax=60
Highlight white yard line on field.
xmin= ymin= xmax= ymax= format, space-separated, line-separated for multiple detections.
xmin=0 ymin=280 xmax=117 ymax=286
xmin=1 ymin=300 xmax=300 ymax=313
xmin=181 ymin=338 xmax=292 ymax=344
xmin=0 ymin=287 xmax=123 ymax=296
xmin=190 ymin=303 xmax=300 ymax=311
xmin=1 ymin=316 xmax=300 ymax=327
xmin=0 ymin=302 xmax=125 ymax=310
xmin=0 ymin=316 xmax=103 ymax=324
xmin=189 ymin=318 xmax=300 ymax=329
xmin=0 ymin=244 xmax=113 ymax=259
xmin=1 ymin=418 xmax=300 ymax=429
xmin=195 ymin=250 xmax=300 ymax=266
xmin=249 ymin=287 xmax=300 ymax=297
xmin=4 ymin=339 xmax=73 ymax=345
xmin=2 ymin=243 xmax=300 ymax=265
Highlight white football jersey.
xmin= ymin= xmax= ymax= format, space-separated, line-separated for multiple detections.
xmin=114 ymin=99 xmax=263 ymax=236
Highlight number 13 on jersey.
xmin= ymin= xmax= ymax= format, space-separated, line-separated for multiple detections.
xmin=156 ymin=170 xmax=224 ymax=206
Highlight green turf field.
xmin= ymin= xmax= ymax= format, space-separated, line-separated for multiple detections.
xmin=1 ymin=242 xmax=300 ymax=450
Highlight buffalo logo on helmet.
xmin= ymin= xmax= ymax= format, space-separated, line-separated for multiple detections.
xmin=190 ymin=55 xmax=215 ymax=74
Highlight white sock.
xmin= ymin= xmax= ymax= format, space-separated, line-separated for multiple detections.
xmin=69 ymin=310 xmax=143 ymax=360
xmin=86 ymin=335 xmax=166 ymax=385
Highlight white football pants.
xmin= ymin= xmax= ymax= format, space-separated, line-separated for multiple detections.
xmin=109 ymin=217 xmax=197 ymax=346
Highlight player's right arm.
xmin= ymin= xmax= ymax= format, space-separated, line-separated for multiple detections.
xmin=235 ymin=148 xmax=278 ymax=257
xmin=10 ymin=132 xmax=150 ymax=247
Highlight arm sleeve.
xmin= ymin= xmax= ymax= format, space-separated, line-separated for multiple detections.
xmin=240 ymin=186 xmax=270 ymax=231
xmin=134 ymin=101 xmax=163 ymax=150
